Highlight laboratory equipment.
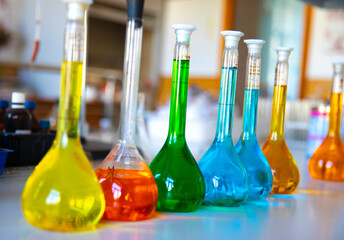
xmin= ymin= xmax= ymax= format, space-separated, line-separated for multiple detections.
xmin=25 ymin=101 xmax=40 ymax=132
xmin=198 ymin=31 xmax=248 ymax=206
xmin=262 ymin=47 xmax=299 ymax=194
xmin=0 ymin=148 xmax=12 ymax=175
xmin=95 ymin=0 xmax=158 ymax=221
xmin=5 ymin=92 xmax=31 ymax=134
xmin=21 ymin=0 xmax=105 ymax=232
xmin=149 ymin=24 xmax=205 ymax=212
xmin=0 ymin=100 xmax=8 ymax=132
xmin=39 ymin=119 xmax=51 ymax=133
xmin=235 ymin=39 xmax=272 ymax=199
xmin=308 ymin=62 xmax=344 ymax=181
xmin=31 ymin=0 xmax=41 ymax=62
xmin=306 ymin=105 xmax=329 ymax=159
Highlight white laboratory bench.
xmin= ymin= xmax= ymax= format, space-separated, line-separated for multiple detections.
xmin=1 ymin=141 xmax=344 ymax=240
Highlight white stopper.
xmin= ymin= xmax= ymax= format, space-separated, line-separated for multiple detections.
xmin=274 ymin=47 xmax=293 ymax=61
xmin=172 ymin=24 xmax=196 ymax=42
xmin=244 ymin=39 xmax=265 ymax=55
xmin=221 ymin=30 xmax=244 ymax=48
xmin=62 ymin=0 xmax=92 ymax=20
xmin=11 ymin=92 xmax=25 ymax=104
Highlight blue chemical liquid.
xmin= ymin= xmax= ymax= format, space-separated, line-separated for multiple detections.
xmin=198 ymin=67 xmax=248 ymax=207
xmin=235 ymin=88 xmax=273 ymax=200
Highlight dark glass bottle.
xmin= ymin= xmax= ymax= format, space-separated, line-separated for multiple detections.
xmin=5 ymin=92 xmax=31 ymax=134
xmin=0 ymin=100 xmax=9 ymax=132
xmin=25 ymin=101 xmax=40 ymax=133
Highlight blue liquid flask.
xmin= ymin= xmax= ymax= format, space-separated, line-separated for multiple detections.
xmin=198 ymin=31 xmax=248 ymax=207
xmin=235 ymin=39 xmax=273 ymax=200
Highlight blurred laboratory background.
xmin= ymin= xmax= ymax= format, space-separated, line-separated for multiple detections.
xmin=0 ymin=0 xmax=343 ymax=162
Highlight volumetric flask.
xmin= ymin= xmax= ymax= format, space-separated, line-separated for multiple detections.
xmin=149 ymin=24 xmax=205 ymax=212
xmin=235 ymin=40 xmax=273 ymax=199
xmin=95 ymin=0 xmax=158 ymax=221
xmin=21 ymin=0 xmax=105 ymax=232
xmin=198 ymin=31 xmax=248 ymax=206
xmin=262 ymin=47 xmax=300 ymax=193
xmin=308 ymin=62 xmax=344 ymax=181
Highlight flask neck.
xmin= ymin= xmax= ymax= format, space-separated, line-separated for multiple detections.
xmin=167 ymin=39 xmax=191 ymax=143
xmin=245 ymin=53 xmax=261 ymax=90
xmin=268 ymin=49 xmax=291 ymax=140
xmin=167 ymin=58 xmax=189 ymax=142
xmin=328 ymin=92 xmax=342 ymax=137
xmin=56 ymin=2 xmax=88 ymax=143
xmin=63 ymin=2 xmax=89 ymax=62
xmin=215 ymin=47 xmax=239 ymax=141
xmin=241 ymin=50 xmax=261 ymax=139
xmin=328 ymin=63 xmax=344 ymax=138
xmin=328 ymin=94 xmax=343 ymax=138
xmin=269 ymin=85 xmax=287 ymax=140
xmin=118 ymin=19 xmax=143 ymax=144
xmin=241 ymin=88 xmax=258 ymax=139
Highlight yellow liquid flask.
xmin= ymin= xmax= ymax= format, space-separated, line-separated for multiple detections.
xmin=262 ymin=48 xmax=300 ymax=194
xmin=308 ymin=62 xmax=344 ymax=181
xmin=21 ymin=0 xmax=105 ymax=232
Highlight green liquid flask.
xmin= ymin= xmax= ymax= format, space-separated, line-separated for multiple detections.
xmin=21 ymin=0 xmax=105 ymax=232
xmin=149 ymin=24 xmax=205 ymax=212
xmin=198 ymin=31 xmax=249 ymax=207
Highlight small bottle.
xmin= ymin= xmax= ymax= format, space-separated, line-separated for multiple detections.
xmin=5 ymin=92 xmax=31 ymax=134
xmin=39 ymin=119 xmax=50 ymax=133
xmin=25 ymin=101 xmax=40 ymax=133
xmin=0 ymin=100 xmax=9 ymax=132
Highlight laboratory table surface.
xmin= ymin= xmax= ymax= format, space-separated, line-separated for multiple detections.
xmin=1 ymin=141 xmax=344 ymax=240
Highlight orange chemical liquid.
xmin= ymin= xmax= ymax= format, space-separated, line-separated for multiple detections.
xmin=308 ymin=92 xmax=344 ymax=181
xmin=96 ymin=168 xmax=158 ymax=221
xmin=262 ymin=85 xmax=300 ymax=194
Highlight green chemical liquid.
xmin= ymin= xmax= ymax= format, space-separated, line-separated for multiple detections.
xmin=149 ymin=59 xmax=205 ymax=212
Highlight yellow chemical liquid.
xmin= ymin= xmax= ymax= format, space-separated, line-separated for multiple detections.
xmin=21 ymin=61 xmax=105 ymax=232
xmin=262 ymin=85 xmax=300 ymax=194
xmin=308 ymin=92 xmax=344 ymax=181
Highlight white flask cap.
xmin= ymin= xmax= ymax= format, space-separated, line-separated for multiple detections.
xmin=221 ymin=30 xmax=244 ymax=48
xmin=274 ymin=47 xmax=293 ymax=61
xmin=244 ymin=39 xmax=265 ymax=55
xmin=62 ymin=0 xmax=92 ymax=20
xmin=172 ymin=24 xmax=196 ymax=42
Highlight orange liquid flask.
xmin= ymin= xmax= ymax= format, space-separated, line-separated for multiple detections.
xmin=308 ymin=62 xmax=344 ymax=181
xmin=262 ymin=47 xmax=300 ymax=194
xmin=95 ymin=0 xmax=158 ymax=221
